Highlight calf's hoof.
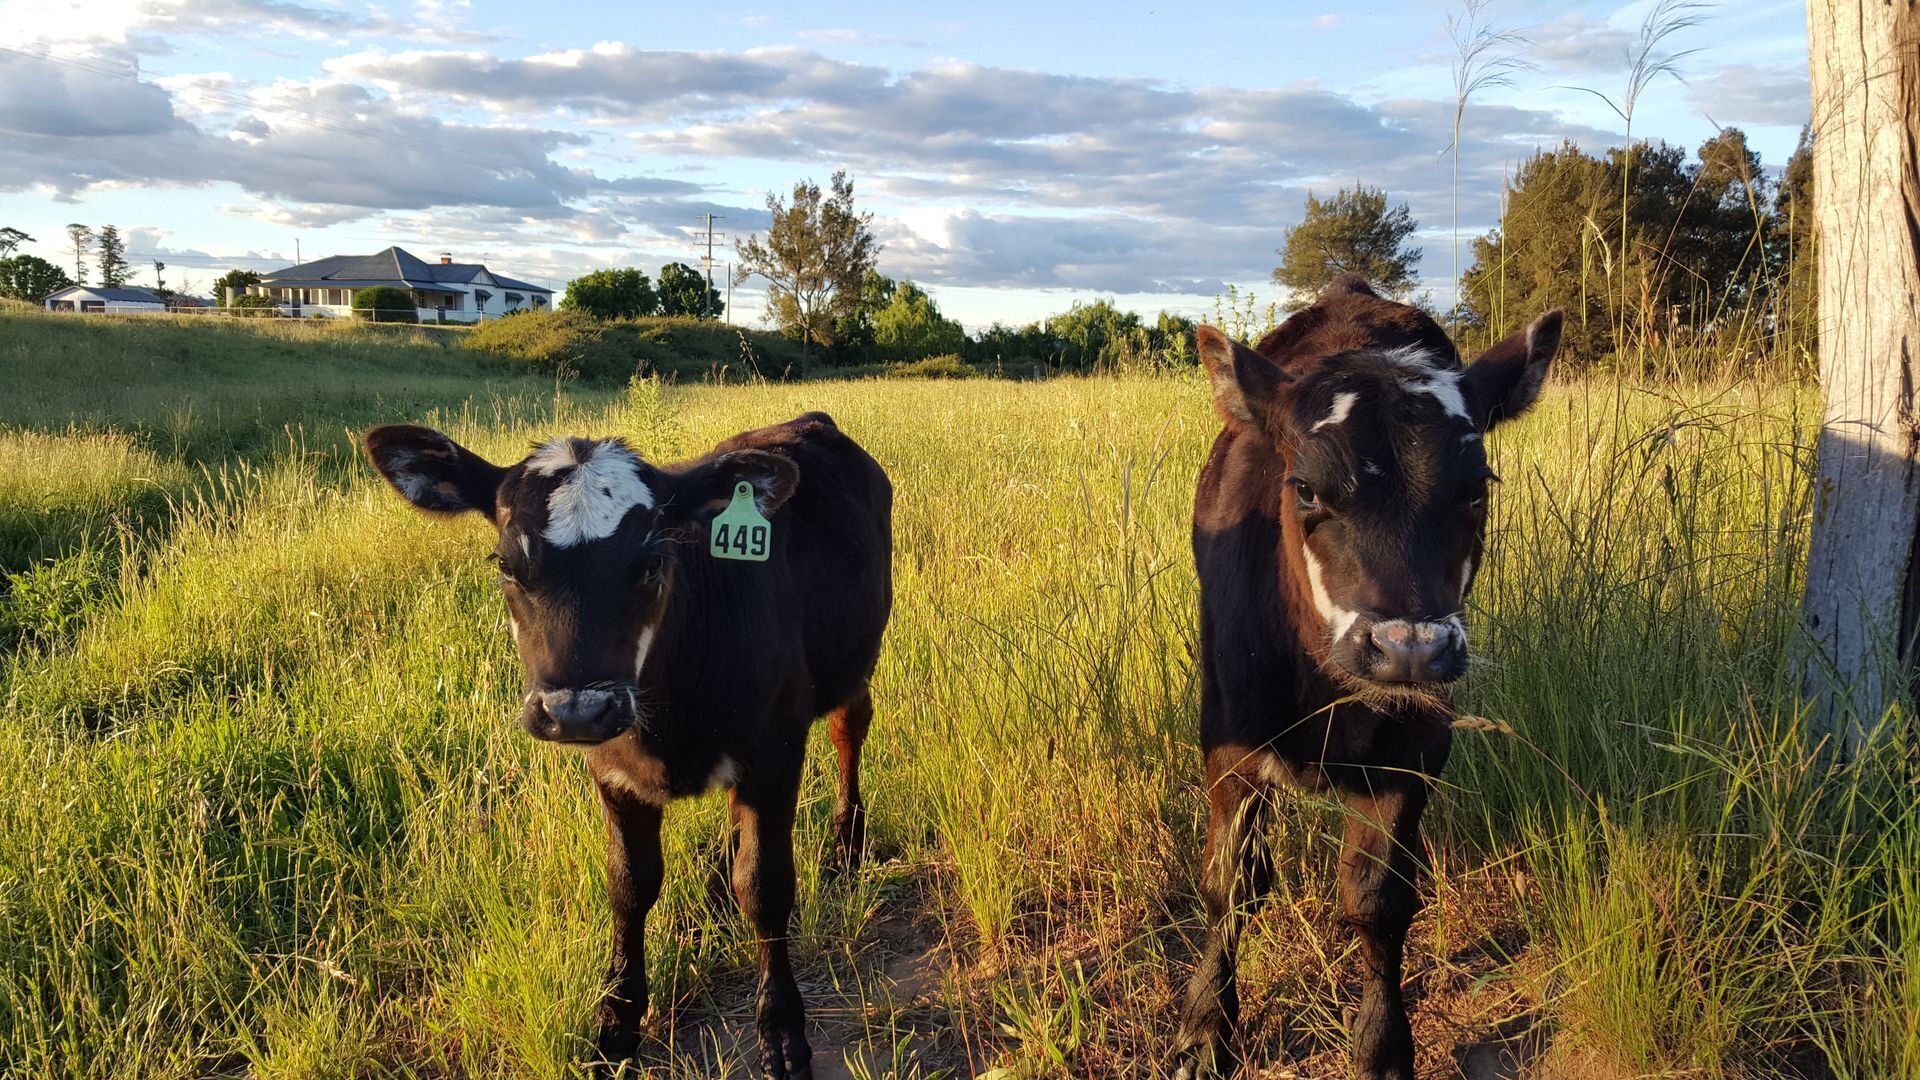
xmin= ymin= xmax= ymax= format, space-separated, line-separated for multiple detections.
xmin=592 ymin=1023 xmax=641 ymax=1074
xmin=758 ymin=1025 xmax=813 ymax=1080
xmin=1169 ymin=1035 xmax=1238 ymax=1080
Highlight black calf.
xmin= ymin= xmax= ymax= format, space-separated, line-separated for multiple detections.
xmin=367 ymin=413 xmax=893 ymax=1080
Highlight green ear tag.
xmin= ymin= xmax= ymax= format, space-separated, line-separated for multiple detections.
xmin=709 ymin=481 xmax=772 ymax=562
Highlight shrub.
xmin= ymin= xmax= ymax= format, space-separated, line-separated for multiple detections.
xmin=352 ymin=286 xmax=418 ymax=324
xmin=227 ymin=294 xmax=278 ymax=318
xmin=0 ymin=547 xmax=111 ymax=650
xmin=462 ymin=309 xmax=633 ymax=381
xmin=885 ymin=354 xmax=979 ymax=379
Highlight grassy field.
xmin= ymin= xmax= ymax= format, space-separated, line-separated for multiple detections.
xmin=0 ymin=309 xmax=1912 ymax=1079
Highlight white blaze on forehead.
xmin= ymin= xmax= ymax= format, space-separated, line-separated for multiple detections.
xmin=1302 ymin=549 xmax=1362 ymax=642
xmin=526 ymin=438 xmax=580 ymax=475
xmin=1378 ymin=343 xmax=1437 ymax=370
xmin=537 ymin=439 xmax=654 ymax=548
xmin=1311 ymin=391 xmax=1360 ymax=432
xmin=1375 ymin=344 xmax=1470 ymax=420
xmin=1405 ymin=367 xmax=1469 ymax=420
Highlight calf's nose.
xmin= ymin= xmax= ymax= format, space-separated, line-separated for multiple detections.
xmin=526 ymin=688 xmax=621 ymax=743
xmin=1367 ymin=619 xmax=1464 ymax=684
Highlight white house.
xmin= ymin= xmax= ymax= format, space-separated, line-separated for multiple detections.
xmin=249 ymin=246 xmax=555 ymax=323
xmin=43 ymin=285 xmax=168 ymax=314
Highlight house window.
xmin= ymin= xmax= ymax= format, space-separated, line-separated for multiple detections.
xmin=328 ymin=289 xmax=346 ymax=306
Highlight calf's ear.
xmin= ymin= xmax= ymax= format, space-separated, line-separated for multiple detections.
xmin=1196 ymin=325 xmax=1293 ymax=436
xmin=663 ymin=450 xmax=799 ymax=524
xmin=364 ymin=424 xmax=507 ymax=516
xmin=1462 ymin=310 xmax=1562 ymax=431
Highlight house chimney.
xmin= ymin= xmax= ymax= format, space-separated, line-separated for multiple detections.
xmin=439 ymin=252 xmax=452 ymax=264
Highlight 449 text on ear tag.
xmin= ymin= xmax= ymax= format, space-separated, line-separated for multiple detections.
xmin=710 ymin=481 xmax=772 ymax=562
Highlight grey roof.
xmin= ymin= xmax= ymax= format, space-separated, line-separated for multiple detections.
xmin=46 ymin=286 xmax=166 ymax=303
xmin=261 ymin=246 xmax=438 ymax=284
xmin=260 ymin=278 xmax=464 ymax=291
xmin=260 ymin=246 xmax=546 ymax=291
xmin=491 ymin=273 xmax=553 ymax=293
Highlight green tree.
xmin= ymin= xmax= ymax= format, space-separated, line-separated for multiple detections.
xmin=560 ymin=268 xmax=657 ymax=320
xmin=1045 ymin=298 xmax=1146 ymax=369
xmin=656 ymin=261 xmax=721 ymax=318
xmin=829 ymin=270 xmax=898 ymax=355
xmin=65 ymin=224 xmax=91 ymax=285
xmin=0 ymin=227 xmax=31 ymax=257
xmin=94 ymin=226 xmax=130 ymax=288
xmin=0 ymin=254 xmax=73 ymax=301
xmin=1460 ymin=142 xmax=1618 ymax=360
xmin=1273 ymin=185 xmax=1422 ymax=308
xmin=734 ymin=170 xmax=880 ymax=361
xmin=1769 ymin=126 xmax=1816 ymax=355
xmin=212 ymin=269 xmax=261 ymax=305
xmin=1152 ymin=310 xmax=1199 ymax=366
xmin=871 ymin=279 xmax=965 ymax=361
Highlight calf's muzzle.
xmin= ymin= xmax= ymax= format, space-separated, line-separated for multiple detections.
xmin=1360 ymin=618 xmax=1466 ymax=685
xmin=522 ymin=687 xmax=632 ymax=744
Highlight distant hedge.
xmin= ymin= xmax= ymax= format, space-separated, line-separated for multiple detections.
xmin=352 ymin=287 xmax=417 ymax=324
xmin=227 ymin=294 xmax=278 ymax=318
xmin=462 ymin=312 xmax=811 ymax=384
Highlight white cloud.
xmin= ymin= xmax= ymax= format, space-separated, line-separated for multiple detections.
xmin=1687 ymin=63 xmax=1809 ymax=128
xmin=0 ymin=36 xmax=1647 ymax=297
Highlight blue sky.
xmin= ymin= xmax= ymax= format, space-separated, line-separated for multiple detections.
xmin=0 ymin=0 xmax=1811 ymax=328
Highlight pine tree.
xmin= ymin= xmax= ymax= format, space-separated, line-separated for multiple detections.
xmin=65 ymin=224 xmax=92 ymax=285
xmin=95 ymin=225 xmax=130 ymax=288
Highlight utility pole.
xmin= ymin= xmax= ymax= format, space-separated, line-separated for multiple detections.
xmin=697 ymin=214 xmax=725 ymax=317
xmin=725 ymin=261 xmax=732 ymax=326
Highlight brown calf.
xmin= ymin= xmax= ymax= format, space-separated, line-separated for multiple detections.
xmin=1172 ymin=277 xmax=1561 ymax=1079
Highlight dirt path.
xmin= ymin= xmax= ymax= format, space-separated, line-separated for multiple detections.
xmin=639 ymin=908 xmax=965 ymax=1079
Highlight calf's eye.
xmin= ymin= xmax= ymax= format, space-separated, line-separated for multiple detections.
xmin=1290 ymin=478 xmax=1322 ymax=511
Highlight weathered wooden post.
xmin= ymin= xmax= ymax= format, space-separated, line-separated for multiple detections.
xmin=1799 ymin=1 xmax=1920 ymax=755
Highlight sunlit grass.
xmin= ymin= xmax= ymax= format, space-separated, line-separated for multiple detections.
xmin=0 ymin=342 xmax=1911 ymax=1077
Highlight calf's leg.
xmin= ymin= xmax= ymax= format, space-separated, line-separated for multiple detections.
xmin=593 ymin=785 xmax=664 ymax=1066
xmin=1336 ymin=773 xmax=1433 ymax=1080
xmin=825 ymin=686 xmax=873 ymax=870
xmin=1172 ymin=770 xmax=1273 ymax=1079
xmin=731 ymin=763 xmax=812 ymax=1080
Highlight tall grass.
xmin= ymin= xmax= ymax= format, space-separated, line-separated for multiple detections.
xmin=0 ymin=309 xmax=1910 ymax=1076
